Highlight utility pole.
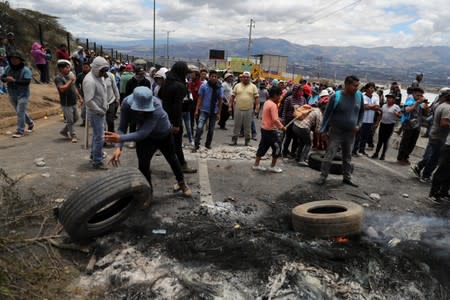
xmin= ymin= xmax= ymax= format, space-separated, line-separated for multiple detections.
xmin=247 ymin=18 xmax=255 ymax=61
xmin=153 ymin=0 xmax=156 ymax=66
xmin=317 ymin=56 xmax=323 ymax=81
xmin=164 ymin=30 xmax=175 ymax=67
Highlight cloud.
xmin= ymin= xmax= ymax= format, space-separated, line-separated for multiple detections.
xmin=6 ymin=0 xmax=450 ymax=48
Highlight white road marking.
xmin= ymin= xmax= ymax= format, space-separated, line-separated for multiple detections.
xmin=198 ymin=159 xmax=214 ymax=207
xmin=360 ymin=156 xmax=408 ymax=179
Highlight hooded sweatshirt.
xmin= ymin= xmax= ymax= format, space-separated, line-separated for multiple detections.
xmin=158 ymin=61 xmax=190 ymax=127
xmin=83 ymin=56 xmax=109 ymax=115
xmin=30 ymin=42 xmax=47 ymax=65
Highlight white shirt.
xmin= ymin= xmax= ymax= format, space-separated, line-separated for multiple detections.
xmin=222 ymin=81 xmax=233 ymax=104
xmin=362 ymin=93 xmax=379 ymax=124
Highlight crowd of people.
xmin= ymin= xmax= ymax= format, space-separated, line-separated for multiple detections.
xmin=1 ymin=33 xmax=449 ymax=204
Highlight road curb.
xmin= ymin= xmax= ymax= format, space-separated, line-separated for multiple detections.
xmin=0 ymin=106 xmax=61 ymax=129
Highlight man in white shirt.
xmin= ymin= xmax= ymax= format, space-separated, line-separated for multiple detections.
xmin=352 ymin=82 xmax=379 ymax=156
xmin=218 ymin=72 xmax=233 ymax=130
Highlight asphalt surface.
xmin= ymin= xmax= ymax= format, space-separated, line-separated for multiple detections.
xmin=1 ymin=113 xmax=449 ymax=299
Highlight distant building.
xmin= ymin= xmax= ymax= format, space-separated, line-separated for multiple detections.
xmin=254 ymin=54 xmax=288 ymax=74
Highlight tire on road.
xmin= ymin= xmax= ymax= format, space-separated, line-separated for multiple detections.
xmin=308 ymin=152 xmax=352 ymax=175
xmin=292 ymin=200 xmax=363 ymax=237
xmin=58 ymin=168 xmax=151 ymax=241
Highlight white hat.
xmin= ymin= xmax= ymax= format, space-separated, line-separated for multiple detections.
xmin=224 ymin=72 xmax=233 ymax=79
xmin=439 ymin=87 xmax=450 ymax=95
xmin=319 ymin=90 xmax=329 ymax=97
xmin=154 ymin=67 xmax=168 ymax=79
xmin=242 ymin=71 xmax=251 ymax=77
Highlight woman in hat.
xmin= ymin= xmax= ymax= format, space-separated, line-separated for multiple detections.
xmin=1 ymin=51 xmax=34 ymax=138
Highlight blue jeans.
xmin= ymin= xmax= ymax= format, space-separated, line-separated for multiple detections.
xmin=418 ymin=140 xmax=443 ymax=179
xmin=182 ymin=112 xmax=193 ymax=143
xmin=8 ymin=92 xmax=33 ymax=133
xmin=88 ymin=112 xmax=105 ymax=164
xmin=194 ymin=111 xmax=217 ymax=148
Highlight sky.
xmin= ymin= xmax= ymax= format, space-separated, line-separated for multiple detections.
xmin=7 ymin=0 xmax=450 ymax=48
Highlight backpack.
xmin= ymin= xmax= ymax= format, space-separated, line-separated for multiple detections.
xmin=293 ymin=104 xmax=312 ymax=121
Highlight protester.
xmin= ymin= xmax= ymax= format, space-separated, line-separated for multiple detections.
xmin=428 ymin=131 xmax=450 ymax=203
xmin=56 ymin=44 xmax=70 ymax=60
xmin=229 ymin=71 xmax=259 ymax=146
xmin=104 ymin=87 xmax=192 ymax=197
xmin=30 ymin=42 xmax=48 ymax=84
xmin=193 ymin=70 xmax=223 ymax=151
xmin=412 ymin=90 xmax=450 ymax=182
xmin=188 ymin=69 xmax=203 ymax=132
xmin=1 ymin=51 xmax=35 ymax=138
xmin=105 ymin=68 xmax=120 ymax=134
xmin=83 ymin=56 xmax=109 ymax=169
xmin=119 ymin=64 xmax=134 ymax=103
xmin=159 ymin=61 xmax=197 ymax=173
xmin=371 ymin=93 xmax=401 ymax=160
xmin=0 ymin=36 xmax=7 ymax=94
xmin=397 ymin=87 xmax=425 ymax=165
xmin=71 ymin=46 xmax=85 ymax=75
xmin=411 ymin=72 xmax=423 ymax=88
xmin=390 ymin=82 xmax=402 ymax=106
xmin=282 ymin=84 xmax=306 ymax=158
xmin=75 ymin=61 xmax=90 ymax=127
xmin=217 ymin=72 xmax=233 ymax=130
xmin=352 ymin=82 xmax=379 ymax=156
xmin=257 ymin=81 xmax=269 ymax=119
xmin=124 ymin=66 xmax=152 ymax=148
xmin=54 ymin=59 xmax=81 ymax=143
xmin=5 ymin=32 xmax=17 ymax=56
xmin=252 ymin=86 xmax=286 ymax=173
xmin=317 ymin=75 xmax=364 ymax=186
xmin=293 ymin=105 xmax=322 ymax=166
xmin=153 ymin=67 xmax=167 ymax=97
xmin=42 ymin=42 xmax=52 ymax=83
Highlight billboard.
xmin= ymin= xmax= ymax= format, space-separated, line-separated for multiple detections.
xmin=209 ymin=49 xmax=225 ymax=60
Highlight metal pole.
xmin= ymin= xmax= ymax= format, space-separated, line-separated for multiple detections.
xmin=110 ymin=48 xmax=113 ymax=60
xmin=94 ymin=42 xmax=97 ymax=54
xmin=153 ymin=0 xmax=156 ymax=66
xmin=86 ymin=38 xmax=89 ymax=51
xmin=100 ymin=45 xmax=103 ymax=56
xmin=39 ymin=24 xmax=43 ymax=45
xmin=247 ymin=19 xmax=255 ymax=61
xmin=164 ymin=30 xmax=175 ymax=67
xmin=67 ymin=32 xmax=71 ymax=55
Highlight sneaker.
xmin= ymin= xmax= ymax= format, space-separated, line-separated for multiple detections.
xmin=343 ymin=178 xmax=359 ymax=187
xmin=316 ymin=176 xmax=327 ymax=185
xmin=92 ymin=162 xmax=108 ymax=170
xmin=27 ymin=123 xmax=35 ymax=133
xmin=411 ymin=165 xmax=421 ymax=178
xmin=267 ymin=166 xmax=283 ymax=173
xmin=297 ymin=161 xmax=308 ymax=167
xmin=60 ymin=130 xmax=69 ymax=138
xmin=181 ymin=164 xmax=197 ymax=173
xmin=205 ymin=145 xmax=212 ymax=150
xmin=427 ymin=195 xmax=441 ymax=204
xmin=71 ymin=135 xmax=78 ymax=143
xmin=178 ymin=182 xmax=192 ymax=197
xmin=371 ymin=153 xmax=379 ymax=159
xmin=11 ymin=131 xmax=24 ymax=138
xmin=419 ymin=177 xmax=431 ymax=184
xmin=359 ymin=151 xmax=368 ymax=156
xmin=251 ymin=165 xmax=266 ymax=171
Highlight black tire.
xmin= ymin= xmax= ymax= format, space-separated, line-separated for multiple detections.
xmin=308 ymin=152 xmax=352 ymax=175
xmin=292 ymin=200 xmax=364 ymax=237
xmin=58 ymin=168 xmax=151 ymax=241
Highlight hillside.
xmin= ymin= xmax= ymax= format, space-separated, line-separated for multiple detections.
xmin=0 ymin=1 xmax=75 ymax=63
xmin=123 ymin=37 xmax=450 ymax=87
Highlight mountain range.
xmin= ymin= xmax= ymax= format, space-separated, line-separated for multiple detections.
xmin=110 ymin=37 xmax=450 ymax=87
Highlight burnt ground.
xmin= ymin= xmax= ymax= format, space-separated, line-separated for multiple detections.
xmin=0 ymin=105 xmax=449 ymax=299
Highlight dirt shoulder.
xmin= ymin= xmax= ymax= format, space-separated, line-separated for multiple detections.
xmin=0 ymin=83 xmax=61 ymax=129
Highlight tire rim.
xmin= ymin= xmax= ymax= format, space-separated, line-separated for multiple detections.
xmin=87 ymin=195 xmax=134 ymax=229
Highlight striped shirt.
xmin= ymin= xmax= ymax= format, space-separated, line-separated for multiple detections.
xmin=293 ymin=108 xmax=323 ymax=133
